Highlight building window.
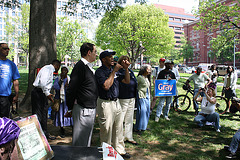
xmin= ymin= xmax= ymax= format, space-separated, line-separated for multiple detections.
xmin=57 ymin=1 xmax=61 ymax=7
xmin=175 ymin=27 xmax=181 ymax=30
xmin=169 ymin=26 xmax=174 ymax=29
xmin=175 ymin=31 xmax=182 ymax=34
xmin=169 ymin=17 xmax=174 ymax=21
xmin=174 ymin=36 xmax=181 ymax=39
xmin=175 ymin=18 xmax=181 ymax=21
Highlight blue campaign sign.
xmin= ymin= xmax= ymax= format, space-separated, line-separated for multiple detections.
xmin=155 ymin=79 xmax=176 ymax=97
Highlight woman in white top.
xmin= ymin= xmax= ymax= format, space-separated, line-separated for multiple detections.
xmin=223 ymin=66 xmax=237 ymax=101
xmin=193 ymin=84 xmax=220 ymax=132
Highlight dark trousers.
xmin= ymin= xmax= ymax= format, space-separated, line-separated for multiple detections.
xmin=0 ymin=96 xmax=11 ymax=118
xmin=31 ymin=87 xmax=48 ymax=135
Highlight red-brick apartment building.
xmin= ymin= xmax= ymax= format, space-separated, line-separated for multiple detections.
xmin=183 ymin=0 xmax=240 ymax=67
xmin=154 ymin=4 xmax=198 ymax=49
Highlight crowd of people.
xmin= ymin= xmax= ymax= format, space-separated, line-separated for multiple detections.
xmin=0 ymin=42 xmax=240 ymax=159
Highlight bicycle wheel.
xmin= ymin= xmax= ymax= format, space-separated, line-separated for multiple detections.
xmin=173 ymin=95 xmax=191 ymax=112
xmin=215 ymin=96 xmax=228 ymax=114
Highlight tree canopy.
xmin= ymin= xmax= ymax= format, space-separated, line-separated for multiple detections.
xmin=194 ymin=0 xmax=240 ymax=61
xmin=56 ymin=17 xmax=87 ymax=62
xmin=95 ymin=4 xmax=175 ymax=67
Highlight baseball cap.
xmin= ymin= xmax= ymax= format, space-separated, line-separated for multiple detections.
xmin=99 ymin=49 xmax=116 ymax=60
xmin=159 ymin=58 xmax=165 ymax=62
xmin=165 ymin=59 xmax=171 ymax=63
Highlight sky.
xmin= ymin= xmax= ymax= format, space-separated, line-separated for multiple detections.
xmin=127 ymin=0 xmax=199 ymax=13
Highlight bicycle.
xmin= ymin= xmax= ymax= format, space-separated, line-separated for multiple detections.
xmin=172 ymin=84 xmax=229 ymax=114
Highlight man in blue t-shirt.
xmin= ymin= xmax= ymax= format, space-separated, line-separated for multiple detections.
xmin=0 ymin=43 xmax=20 ymax=118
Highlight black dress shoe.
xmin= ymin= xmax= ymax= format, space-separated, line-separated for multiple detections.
xmin=121 ymin=153 xmax=131 ymax=159
xmin=46 ymin=134 xmax=56 ymax=140
xmin=60 ymin=134 xmax=65 ymax=138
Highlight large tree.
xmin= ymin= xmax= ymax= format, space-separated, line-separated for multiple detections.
xmin=194 ymin=0 xmax=240 ymax=61
xmin=20 ymin=0 xmax=57 ymax=110
xmin=95 ymin=4 xmax=175 ymax=68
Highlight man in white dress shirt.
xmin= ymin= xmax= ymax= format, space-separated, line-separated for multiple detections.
xmin=31 ymin=59 xmax=61 ymax=140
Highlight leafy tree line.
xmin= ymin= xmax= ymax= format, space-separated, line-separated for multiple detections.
xmin=96 ymin=4 xmax=176 ymax=68
xmin=1 ymin=0 xmax=193 ymax=109
xmin=194 ymin=0 xmax=240 ymax=63
xmin=4 ymin=4 xmax=89 ymax=67
xmin=1 ymin=0 xmax=143 ymax=109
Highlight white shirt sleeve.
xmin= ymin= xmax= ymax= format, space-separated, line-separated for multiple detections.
xmin=231 ymin=71 xmax=238 ymax=90
xmin=33 ymin=65 xmax=54 ymax=96
xmin=173 ymin=68 xmax=180 ymax=81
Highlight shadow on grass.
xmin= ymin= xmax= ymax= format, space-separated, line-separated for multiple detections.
xmin=129 ymin=108 xmax=240 ymax=159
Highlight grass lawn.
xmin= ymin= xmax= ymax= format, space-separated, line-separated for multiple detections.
xmin=17 ymin=68 xmax=240 ymax=159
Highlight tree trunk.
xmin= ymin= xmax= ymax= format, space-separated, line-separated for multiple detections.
xmin=20 ymin=0 xmax=57 ymax=111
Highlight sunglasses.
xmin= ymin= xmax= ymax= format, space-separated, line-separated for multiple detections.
xmin=2 ymin=47 xmax=10 ymax=50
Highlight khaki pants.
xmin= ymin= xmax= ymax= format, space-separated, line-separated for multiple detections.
xmin=97 ymin=98 xmax=126 ymax=154
xmin=119 ymin=98 xmax=135 ymax=141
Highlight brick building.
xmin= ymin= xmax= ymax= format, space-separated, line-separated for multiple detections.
xmin=154 ymin=4 xmax=197 ymax=49
xmin=183 ymin=0 xmax=240 ymax=67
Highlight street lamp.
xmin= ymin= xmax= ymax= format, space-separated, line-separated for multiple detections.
xmin=234 ymin=36 xmax=236 ymax=68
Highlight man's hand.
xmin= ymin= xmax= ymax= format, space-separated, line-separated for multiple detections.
xmin=47 ymin=94 xmax=54 ymax=102
xmin=12 ymin=95 xmax=18 ymax=104
xmin=153 ymin=96 xmax=157 ymax=101
xmin=121 ymin=59 xmax=130 ymax=70
xmin=64 ymin=110 xmax=72 ymax=117
xmin=113 ymin=63 xmax=123 ymax=72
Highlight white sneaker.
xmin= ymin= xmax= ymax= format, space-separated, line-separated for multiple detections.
xmin=155 ymin=117 xmax=159 ymax=122
xmin=165 ymin=117 xmax=170 ymax=121
xmin=216 ymin=129 xmax=221 ymax=132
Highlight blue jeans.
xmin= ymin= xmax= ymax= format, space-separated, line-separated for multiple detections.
xmin=193 ymin=88 xmax=205 ymax=111
xmin=194 ymin=112 xmax=220 ymax=130
xmin=156 ymin=96 xmax=173 ymax=118
xmin=229 ymin=129 xmax=240 ymax=154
